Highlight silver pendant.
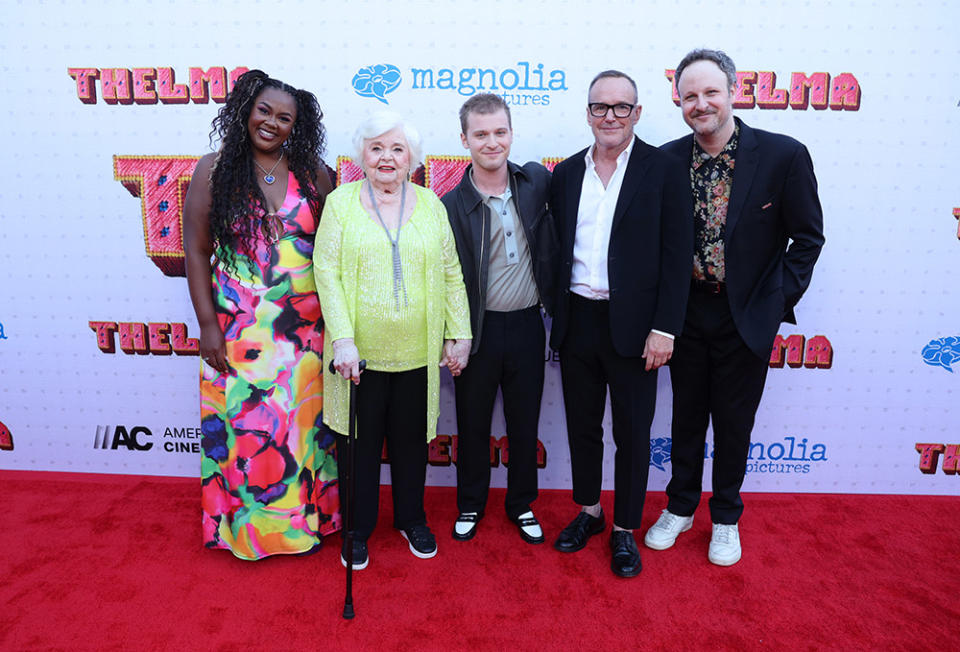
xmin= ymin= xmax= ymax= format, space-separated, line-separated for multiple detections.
xmin=263 ymin=174 xmax=276 ymax=185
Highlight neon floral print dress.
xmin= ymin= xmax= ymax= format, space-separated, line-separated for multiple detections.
xmin=200 ymin=172 xmax=340 ymax=560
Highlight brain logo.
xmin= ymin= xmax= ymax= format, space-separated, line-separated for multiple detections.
xmin=922 ymin=336 xmax=960 ymax=373
xmin=352 ymin=64 xmax=402 ymax=104
xmin=649 ymin=437 xmax=672 ymax=471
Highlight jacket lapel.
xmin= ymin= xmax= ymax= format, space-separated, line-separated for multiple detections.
xmin=726 ymin=118 xmax=758 ymax=241
xmin=459 ymin=164 xmax=486 ymax=256
xmin=563 ymin=151 xmax=587 ymax=253
xmin=612 ymin=137 xmax=652 ymax=233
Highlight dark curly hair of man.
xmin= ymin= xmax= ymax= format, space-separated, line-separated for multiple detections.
xmin=207 ymin=69 xmax=328 ymax=274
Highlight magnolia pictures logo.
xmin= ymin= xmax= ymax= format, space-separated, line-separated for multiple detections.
xmin=351 ymin=61 xmax=568 ymax=106
xmin=648 ymin=436 xmax=827 ymax=475
xmin=352 ymin=64 xmax=402 ymax=104
xmin=650 ymin=437 xmax=672 ymax=472
xmin=921 ymin=336 xmax=960 ymax=373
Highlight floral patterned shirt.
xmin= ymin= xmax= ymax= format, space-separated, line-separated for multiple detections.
xmin=690 ymin=124 xmax=739 ymax=282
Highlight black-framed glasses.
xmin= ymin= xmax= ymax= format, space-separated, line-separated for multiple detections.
xmin=588 ymin=102 xmax=635 ymax=118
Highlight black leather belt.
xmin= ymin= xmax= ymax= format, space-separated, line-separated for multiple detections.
xmin=569 ymin=292 xmax=609 ymax=310
xmin=691 ymin=279 xmax=726 ymax=294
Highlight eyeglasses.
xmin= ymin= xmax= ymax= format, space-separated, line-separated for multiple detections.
xmin=588 ymin=102 xmax=635 ymax=118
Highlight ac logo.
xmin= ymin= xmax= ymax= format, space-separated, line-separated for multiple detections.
xmin=95 ymin=425 xmax=153 ymax=451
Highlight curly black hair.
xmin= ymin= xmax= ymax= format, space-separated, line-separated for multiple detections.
xmin=207 ymin=69 xmax=328 ymax=274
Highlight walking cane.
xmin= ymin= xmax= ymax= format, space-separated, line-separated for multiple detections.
xmin=330 ymin=358 xmax=365 ymax=620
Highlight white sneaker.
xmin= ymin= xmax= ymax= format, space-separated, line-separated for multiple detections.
xmin=708 ymin=523 xmax=741 ymax=566
xmin=643 ymin=509 xmax=693 ymax=550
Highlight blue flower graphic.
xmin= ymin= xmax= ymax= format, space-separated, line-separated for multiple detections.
xmin=201 ymin=414 xmax=228 ymax=462
xmin=352 ymin=64 xmax=402 ymax=104
xmin=922 ymin=336 xmax=960 ymax=373
xmin=649 ymin=437 xmax=672 ymax=471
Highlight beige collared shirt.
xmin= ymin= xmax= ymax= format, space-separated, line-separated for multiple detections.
xmin=470 ymin=170 xmax=539 ymax=311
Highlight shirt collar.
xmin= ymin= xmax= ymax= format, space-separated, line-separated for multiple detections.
xmin=585 ymin=135 xmax=635 ymax=170
xmin=469 ymin=167 xmax=512 ymax=203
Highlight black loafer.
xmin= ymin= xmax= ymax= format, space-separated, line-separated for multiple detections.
xmin=513 ymin=513 xmax=545 ymax=545
xmin=452 ymin=513 xmax=479 ymax=541
xmin=553 ymin=510 xmax=605 ymax=552
xmin=610 ymin=530 xmax=642 ymax=577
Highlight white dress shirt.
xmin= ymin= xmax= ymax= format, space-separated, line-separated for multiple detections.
xmin=570 ymin=138 xmax=634 ymax=300
xmin=569 ymin=137 xmax=673 ymax=339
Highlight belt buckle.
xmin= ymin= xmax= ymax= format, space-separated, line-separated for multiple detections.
xmin=694 ymin=279 xmax=724 ymax=294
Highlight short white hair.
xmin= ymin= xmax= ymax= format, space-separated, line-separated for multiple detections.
xmin=352 ymin=111 xmax=423 ymax=169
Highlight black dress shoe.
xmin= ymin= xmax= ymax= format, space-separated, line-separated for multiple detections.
xmin=553 ymin=511 xmax=605 ymax=552
xmin=512 ymin=513 xmax=545 ymax=544
xmin=610 ymin=530 xmax=642 ymax=577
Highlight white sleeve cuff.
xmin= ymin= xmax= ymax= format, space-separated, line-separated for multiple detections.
xmin=650 ymin=329 xmax=675 ymax=340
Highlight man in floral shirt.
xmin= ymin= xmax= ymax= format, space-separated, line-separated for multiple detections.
xmin=647 ymin=49 xmax=825 ymax=566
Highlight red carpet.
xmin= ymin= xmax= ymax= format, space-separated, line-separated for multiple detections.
xmin=1 ymin=470 xmax=956 ymax=651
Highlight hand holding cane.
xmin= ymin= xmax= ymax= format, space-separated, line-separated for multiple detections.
xmin=330 ymin=358 xmax=365 ymax=619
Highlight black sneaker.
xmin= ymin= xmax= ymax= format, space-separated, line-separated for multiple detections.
xmin=340 ymin=536 xmax=368 ymax=570
xmin=401 ymin=525 xmax=437 ymax=559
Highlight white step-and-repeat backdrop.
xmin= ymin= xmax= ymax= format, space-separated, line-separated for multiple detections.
xmin=1 ymin=1 xmax=957 ymax=496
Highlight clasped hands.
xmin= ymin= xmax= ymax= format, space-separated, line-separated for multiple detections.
xmin=441 ymin=339 xmax=471 ymax=376
xmin=332 ymin=337 xmax=472 ymax=382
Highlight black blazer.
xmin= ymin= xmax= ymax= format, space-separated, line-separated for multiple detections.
xmin=661 ymin=117 xmax=825 ymax=358
xmin=549 ymin=136 xmax=693 ymax=357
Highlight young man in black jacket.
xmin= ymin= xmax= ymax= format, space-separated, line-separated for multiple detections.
xmin=441 ymin=93 xmax=557 ymax=544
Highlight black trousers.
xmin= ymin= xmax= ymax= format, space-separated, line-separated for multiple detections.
xmin=335 ymin=367 xmax=428 ymax=541
xmin=667 ymin=290 xmax=770 ymax=524
xmin=454 ymin=306 xmax=544 ymax=521
xmin=559 ymin=294 xmax=658 ymax=530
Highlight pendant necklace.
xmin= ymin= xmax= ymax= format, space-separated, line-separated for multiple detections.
xmin=254 ymin=150 xmax=284 ymax=185
xmin=367 ymin=181 xmax=409 ymax=311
